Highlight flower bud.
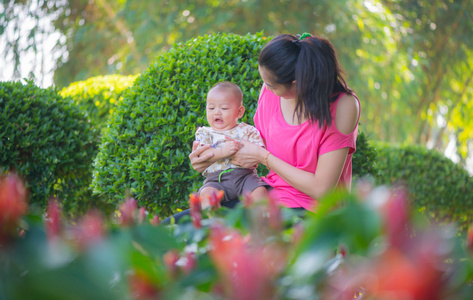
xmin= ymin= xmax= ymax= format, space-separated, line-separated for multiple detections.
xmin=150 ymin=215 xmax=160 ymax=226
xmin=46 ymin=199 xmax=62 ymax=242
xmin=467 ymin=224 xmax=473 ymax=254
xmin=119 ymin=197 xmax=138 ymax=226
xmin=0 ymin=173 xmax=28 ymax=242
xmin=163 ymin=249 xmax=180 ymax=277
xmin=72 ymin=210 xmax=105 ymax=251
xmin=189 ymin=193 xmax=202 ymax=228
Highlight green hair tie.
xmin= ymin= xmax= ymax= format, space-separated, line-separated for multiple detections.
xmin=299 ymin=32 xmax=313 ymax=40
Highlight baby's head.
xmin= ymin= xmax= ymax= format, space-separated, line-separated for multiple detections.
xmin=206 ymin=82 xmax=245 ymax=131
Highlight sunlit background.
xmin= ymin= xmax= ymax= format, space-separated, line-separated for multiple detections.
xmin=1 ymin=0 xmax=472 ymax=173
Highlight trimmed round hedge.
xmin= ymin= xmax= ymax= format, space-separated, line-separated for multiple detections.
xmin=59 ymin=74 xmax=139 ymax=132
xmin=0 ymin=80 xmax=98 ymax=213
xmin=374 ymin=143 xmax=473 ymax=230
xmin=352 ymin=130 xmax=378 ymax=180
xmin=92 ymin=32 xmax=377 ymax=217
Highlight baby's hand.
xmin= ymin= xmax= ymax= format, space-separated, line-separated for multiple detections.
xmin=221 ymin=139 xmax=241 ymax=157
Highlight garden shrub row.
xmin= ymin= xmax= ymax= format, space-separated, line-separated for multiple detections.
xmin=59 ymin=74 xmax=139 ymax=133
xmin=374 ymin=142 xmax=473 ymax=230
xmin=91 ymin=32 xmax=378 ymax=218
xmin=0 ymin=80 xmax=99 ymax=214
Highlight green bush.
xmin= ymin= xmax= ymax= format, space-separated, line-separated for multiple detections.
xmin=353 ymin=130 xmax=378 ymax=179
xmin=92 ymin=32 xmax=377 ymax=217
xmin=374 ymin=143 xmax=473 ymax=230
xmin=0 ymin=80 xmax=99 ymax=214
xmin=59 ymin=74 xmax=138 ymax=132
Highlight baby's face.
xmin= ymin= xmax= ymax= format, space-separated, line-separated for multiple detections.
xmin=206 ymin=89 xmax=244 ymax=131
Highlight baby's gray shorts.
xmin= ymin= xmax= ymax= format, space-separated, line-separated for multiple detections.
xmin=198 ymin=168 xmax=268 ymax=202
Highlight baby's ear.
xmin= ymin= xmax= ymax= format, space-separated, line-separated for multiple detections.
xmin=238 ymin=106 xmax=245 ymax=118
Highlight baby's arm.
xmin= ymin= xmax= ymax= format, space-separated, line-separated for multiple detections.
xmin=197 ymin=140 xmax=240 ymax=163
xmin=195 ymin=127 xmax=240 ymax=163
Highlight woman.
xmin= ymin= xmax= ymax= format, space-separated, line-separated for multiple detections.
xmin=190 ymin=33 xmax=360 ymax=211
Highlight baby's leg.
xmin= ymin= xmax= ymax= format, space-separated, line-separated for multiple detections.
xmin=250 ymin=186 xmax=268 ymax=202
xmin=199 ymin=186 xmax=220 ymax=210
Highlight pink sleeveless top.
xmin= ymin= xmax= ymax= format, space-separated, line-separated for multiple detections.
xmin=253 ymin=85 xmax=360 ymax=210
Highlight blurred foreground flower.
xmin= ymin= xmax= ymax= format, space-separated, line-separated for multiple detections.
xmin=0 ymin=173 xmax=28 ymax=243
xmin=242 ymin=191 xmax=254 ymax=208
xmin=467 ymin=225 xmax=473 ymax=254
xmin=150 ymin=215 xmax=160 ymax=226
xmin=189 ymin=193 xmax=202 ymax=228
xmin=137 ymin=207 xmax=147 ymax=224
xmin=381 ymin=186 xmax=410 ymax=249
xmin=118 ymin=197 xmax=139 ymax=226
xmin=208 ymin=190 xmax=224 ymax=210
xmin=163 ymin=249 xmax=197 ymax=278
xmin=71 ymin=210 xmax=105 ymax=251
xmin=268 ymin=196 xmax=282 ymax=231
xmin=128 ymin=270 xmax=160 ymax=300
xmin=209 ymin=223 xmax=284 ymax=300
xmin=323 ymin=187 xmax=453 ymax=300
xmin=45 ymin=199 xmax=62 ymax=243
xmin=180 ymin=251 xmax=196 ymax=275
xmin=163 ymin=249 xmax=180 ymax=278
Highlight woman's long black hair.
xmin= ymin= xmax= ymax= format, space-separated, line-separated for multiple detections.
xmin=258 ymin=34 xmax=352 ymax=127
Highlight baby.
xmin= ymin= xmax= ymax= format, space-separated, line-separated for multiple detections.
xmin=196 ymin=81 xmax=268 ymax=209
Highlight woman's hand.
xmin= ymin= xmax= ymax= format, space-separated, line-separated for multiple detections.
xmin=230 ymin=139 xmax=266 ymax=169
xmin=189 ymin=141 xmax=214 ymax=173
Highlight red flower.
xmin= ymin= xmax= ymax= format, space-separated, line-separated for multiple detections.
xmin=181 ymin=252 xmax=196 ymax=275
xmin=268 ymin=196 xmax=282 ymax=230
xmin=368 ymin=246 xmax=444 ymax=300
xmin=381 ymin=187 xmax=410 ymax=248
xmin=467 ymin=224 xmax=473 ymax=254
xmin=45 ymin=199 xmax=62 ymax=242
xmin=242 ymin=191 xmax=254 ymax=208
xmin=208 ymin=190 xmax=224 ymax=210
xmin=128 ymin=271 xmax=159 ymax=300
xmin=189 ymin=193 xmax=202 ymax=228
xmin=163 ymin=249 xmax=180 ymax=278
xmin=150 ymin=215 xmax=160 ymax=226
xmin=72 ymin=210 xmax=105 ymax=251
xmin=119 ymin=197 xmax=138 ymax=226
xmin=137 ymin=207 xmax=147 ymax=224
xmin=324 ymin=230 xmax=446 ymax=300
xmin=191 ymin=212 xmax=202 ymax=228
xmin=209 ymin=223 xmax=277 ymax=300
xmin=189 ymin=193 xmax=201 ymax=212
xmin=338 ymin=244 xmax=348 ymax=258
xmin=0 ymin=173 xmax=28 ymax=242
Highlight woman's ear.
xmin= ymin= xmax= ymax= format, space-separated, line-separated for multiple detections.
xmin=290 ymin=81 xmax=297 ymax=96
